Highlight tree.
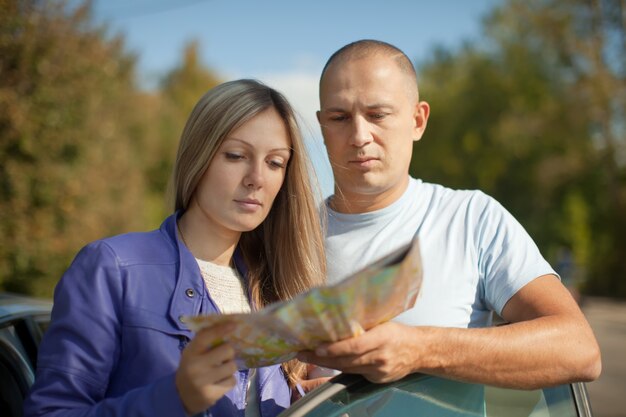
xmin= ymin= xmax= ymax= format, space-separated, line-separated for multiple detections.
xmin=412 ymin=0 xmax=626 ymax=296
xmin=485 ymin=0 xmax=626 ymax=295
xmin=0 ymin=0 xmax=146 ymax=295
xmin=142 ymin=41 xmax=221 ymax=225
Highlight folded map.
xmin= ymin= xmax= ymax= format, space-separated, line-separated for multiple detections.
xmin=185 ymin=237 xmax=423 ymax=368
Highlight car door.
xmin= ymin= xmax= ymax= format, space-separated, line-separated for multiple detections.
xmin=281 ymin=373 xmax=594 ymax=417
xmin=0 ymin=311 xmax=51 ymax=417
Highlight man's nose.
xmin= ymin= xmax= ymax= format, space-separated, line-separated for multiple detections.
xmin=349 ymin=115 xmax=373 ymax=147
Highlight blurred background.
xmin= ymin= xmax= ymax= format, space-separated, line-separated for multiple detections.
xmin=0 ymin=0 xmax=624 ymax=414
xmin=3 ymin=0 xmax=625 ymax=299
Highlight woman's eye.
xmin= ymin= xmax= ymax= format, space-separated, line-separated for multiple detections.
xmin=268 ymin=159 xmax=286 ymax=169
xmin=225 ymin=152 xmax=244 ymax=160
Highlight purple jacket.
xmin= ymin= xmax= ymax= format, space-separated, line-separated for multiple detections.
xmin=24 ymin=213 xmax=292 ymax=417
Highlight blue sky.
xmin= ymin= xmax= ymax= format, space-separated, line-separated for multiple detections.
xmin=91 ymin=0 xmax=502 ymax=196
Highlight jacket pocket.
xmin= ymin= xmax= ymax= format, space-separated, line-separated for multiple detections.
xmin=123 ymin=306 xmax=187 ymax=335
xmin=121 ymin=306 xmax=190 ymax=370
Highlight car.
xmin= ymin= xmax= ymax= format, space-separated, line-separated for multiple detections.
xmin=0 ymin=292 xmax=52 ymax=417
xmin=0 ymin=292 xmax=595 ymax=417
xmin=280 ymin=372 xmax=594 ymax=417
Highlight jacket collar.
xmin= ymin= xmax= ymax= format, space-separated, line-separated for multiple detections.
xmin=161 ymin=212 xmax=252 ymax=329
xmin=160 ymin=212 xmax=204 ymax=331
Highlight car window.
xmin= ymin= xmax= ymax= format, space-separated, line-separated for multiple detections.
xmin=485 ymin=385 xmax=577 ymax=417
xmin=0 ymin=325 xmax=36 ymax=417
xmin=33 ymin=315 xmax=50 ymax=336
xmin=290 ymin=374 xmax=579 ymax=417
xmin=0 ymin=360 xmax=26 ymax=417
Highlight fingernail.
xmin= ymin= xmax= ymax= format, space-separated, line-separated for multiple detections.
xmin=315 ymin=347 xmax=328 ymax=357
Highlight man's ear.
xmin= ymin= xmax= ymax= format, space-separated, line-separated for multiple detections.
xmin=413 ymin=101 xmax=430 ymax=142
xmin=316 ymin=110 xmax=322 ymax=124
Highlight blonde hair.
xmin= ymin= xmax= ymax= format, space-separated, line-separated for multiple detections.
xmin=171 ymin=79 xmax=326 ymax=385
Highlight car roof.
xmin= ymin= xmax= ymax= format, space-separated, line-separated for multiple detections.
xmin=0 ymin=293 xmax=52 ymax=321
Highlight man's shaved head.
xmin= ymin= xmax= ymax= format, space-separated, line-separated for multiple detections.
xmin=320 ymin=39 xmax=419 ymax=100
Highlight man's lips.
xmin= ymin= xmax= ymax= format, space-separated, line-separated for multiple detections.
xmin=348 ymin=157 xmax=379 ymax=167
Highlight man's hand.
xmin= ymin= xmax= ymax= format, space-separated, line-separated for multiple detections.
xmin=175 ymin=323 xmax=238 ymax=414
xmin=298 ymin=322 xmax=418 ymax=383
xmin=300 ymin=275 xmax=601 ymax=389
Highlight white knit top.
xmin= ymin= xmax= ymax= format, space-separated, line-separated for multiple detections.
xmin=196 ymin=259 xmax=251 ymax=314
xmin=195 ymin=258 xmax=259 ymax=417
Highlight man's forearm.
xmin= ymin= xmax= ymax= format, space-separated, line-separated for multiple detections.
xmin=299 ymin=276 xmax=601 ymax=388
xmin=412 ymin=314 xmax=601 ymax=389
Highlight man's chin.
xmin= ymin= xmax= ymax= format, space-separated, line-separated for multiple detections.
xmin=332 ymin=174 xmax=409 ymax=208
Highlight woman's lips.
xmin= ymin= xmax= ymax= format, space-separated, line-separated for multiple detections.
xmin=234 ymin=198 xmax=262 ymax=211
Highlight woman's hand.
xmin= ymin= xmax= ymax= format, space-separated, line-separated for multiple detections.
xmin=175 ymin=323 xmax=237 ymax=414
xmin=291 ymin=364 xmax=334 ymax=403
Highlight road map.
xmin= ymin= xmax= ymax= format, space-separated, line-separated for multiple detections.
xmin=185 ymin=238 xmax=423 ymax=368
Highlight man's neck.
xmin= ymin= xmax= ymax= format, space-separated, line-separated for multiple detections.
xmin=329 ymin=177 xmax=410 ymax=214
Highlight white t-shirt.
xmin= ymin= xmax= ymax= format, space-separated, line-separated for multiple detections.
xmin=325 ymin=177 xmax=556 ymax=328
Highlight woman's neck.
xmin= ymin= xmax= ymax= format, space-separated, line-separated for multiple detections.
xmin=177 ymin=212 xmax=240 ymax=266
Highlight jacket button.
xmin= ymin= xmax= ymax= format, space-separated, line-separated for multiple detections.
xmin=185 ymin=288 xmax=195 ymax=298
xmin=178 ymin=315 xmax=186 ymax=323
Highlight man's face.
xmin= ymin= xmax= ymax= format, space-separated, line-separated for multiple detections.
xmin=318 ymin=55 xmax=428 ymax=212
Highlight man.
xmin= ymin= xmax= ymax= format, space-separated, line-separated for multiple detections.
xmin=298 ymin=40 xmax=601 ymax=389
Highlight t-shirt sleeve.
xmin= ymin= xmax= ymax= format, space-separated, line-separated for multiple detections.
xmin=474 ymin=192 xmax=557 ymax=315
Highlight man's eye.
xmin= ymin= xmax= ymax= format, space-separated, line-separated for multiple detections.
xmin=370 ymin=113 xmax=387 ymax=120
xmin=329 ymin=115 xmax=348 ymax=121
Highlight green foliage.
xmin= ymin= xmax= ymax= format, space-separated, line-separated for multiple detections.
xmin=0 ymin=0 xmax=144 ymax=295
xmin=2 ymin=0 xmax=623 ymax=298
xmin=413 ymin=0 xmax=625 ymax=297
xmin=143 ymin=41 xmax=220 ymax=225
xmin=0 ymin=0 xmax=221 ymax=296
xmin=161 ymin=41 xmax=221 ymax=118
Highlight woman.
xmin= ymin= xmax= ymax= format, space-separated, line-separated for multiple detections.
xmin=24 ymin=79 xmax=326 ymax=417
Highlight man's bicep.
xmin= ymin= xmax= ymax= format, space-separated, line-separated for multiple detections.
xmin=500 ymin=274 xmax=583 ymax=323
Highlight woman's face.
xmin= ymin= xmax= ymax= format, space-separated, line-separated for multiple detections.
xmin=188 ymin=107 xmax=292 ymax=237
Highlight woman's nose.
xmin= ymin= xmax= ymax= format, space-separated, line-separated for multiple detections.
xmin=243 ymin=162 xmax=264 ymax=189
